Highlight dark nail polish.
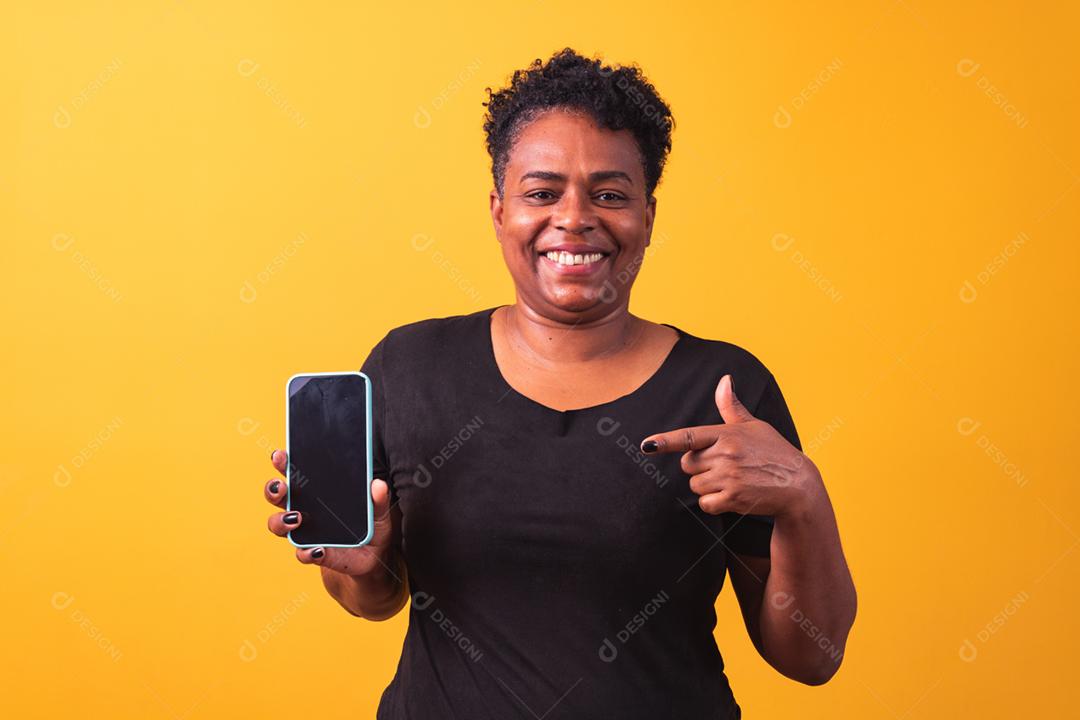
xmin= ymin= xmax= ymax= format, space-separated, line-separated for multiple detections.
xmin=641 ymin=440 xmax=658 ymax=453
xmin=283 ymin=512 xmax=299 ymax=524
xmin=269 ymin=480 xmax=280 ymax=494
xmin=310 ymin=547 xmax=324 ymax=559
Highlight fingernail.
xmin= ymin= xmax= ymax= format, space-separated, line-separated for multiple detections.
xmin=283 ymin=512 xmax=299 ymax=525
xmin=310 ymin=547 xmax=324 ymax=559
xmin=270 ymin=449 xmax=278 ymax=461
xmin=728 ymin=374 xmax=734 ymax=391
xmin=269 ymin=480 xmax=280 ymax=494
xmin=641 ymin=440 xmax=658 ymax=453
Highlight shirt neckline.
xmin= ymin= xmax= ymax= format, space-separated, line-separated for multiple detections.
xmin=481 ymin=304 xmax=687 ymax=415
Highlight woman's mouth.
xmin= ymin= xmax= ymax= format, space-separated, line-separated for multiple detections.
xmin=539 ymin=250 xmax=609 ymax=274
xmin=544 ymin=250 xmax=606 ymax=265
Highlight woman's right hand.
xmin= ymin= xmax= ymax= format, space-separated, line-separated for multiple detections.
xmin=264 ymin=449 xmax=399 ymax=580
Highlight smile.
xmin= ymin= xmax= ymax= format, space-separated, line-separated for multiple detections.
xmin=542 ymin=250 xmax=607 ymax=266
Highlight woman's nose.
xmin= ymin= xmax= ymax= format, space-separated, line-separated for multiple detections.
xmin=554 ymin=190 xmax=597 ymax=234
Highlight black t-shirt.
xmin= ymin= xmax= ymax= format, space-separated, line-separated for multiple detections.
xmin=360 ymin=305 xmax=802 ymax=720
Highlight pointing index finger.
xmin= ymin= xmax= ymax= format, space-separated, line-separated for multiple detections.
xmin=640 ymin=425 xmax=723 ymax=454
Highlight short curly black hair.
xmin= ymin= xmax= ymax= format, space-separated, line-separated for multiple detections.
xmin=482 ymin=47 xmax=674 ymax=202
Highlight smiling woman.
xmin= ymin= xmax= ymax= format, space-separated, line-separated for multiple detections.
xmin=264 ymin=46 xmax=856 ymax=720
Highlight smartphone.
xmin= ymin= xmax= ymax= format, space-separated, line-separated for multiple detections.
xmin=285 ymin=371 xmax=374 ymax=548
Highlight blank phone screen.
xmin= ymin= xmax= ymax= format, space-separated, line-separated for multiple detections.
xmin=286 ymin=373 xmax=371 ymax=547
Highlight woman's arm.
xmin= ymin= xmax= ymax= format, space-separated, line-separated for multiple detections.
xmin=320 ymin=500 xmax=410 ymax=621
xmin=728 ymin=467 xmax=856 ymax=685
xmin=641 ymin=373 xmax=857 ymax=685
xmin=321 ymin=539 xmax=410 ymax=621
xmin=266 ymin=454 xmax=411 ymax=622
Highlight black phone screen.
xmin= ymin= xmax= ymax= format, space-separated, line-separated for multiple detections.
xmin=286 ymin=373 xmax=372 ymax=547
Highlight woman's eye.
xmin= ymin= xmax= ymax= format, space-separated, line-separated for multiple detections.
xmin=596 ymin=192 xmax=626 ymax=202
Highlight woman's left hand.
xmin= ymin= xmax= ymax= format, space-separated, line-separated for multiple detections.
xmin=640 ymin=374 xmax=822 ymax=518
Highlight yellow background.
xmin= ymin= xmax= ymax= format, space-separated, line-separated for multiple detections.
xmin=5 ymin=1 xmax=1078 ymax=717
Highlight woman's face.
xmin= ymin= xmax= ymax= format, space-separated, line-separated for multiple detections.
xmin=490 ymin=108 xmax=656 ymax=324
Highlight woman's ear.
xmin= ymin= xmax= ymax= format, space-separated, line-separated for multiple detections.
xmin=643 ymin=194 xmax=657 ymax=247
xmin=489 ymin=188 xmax=503 ymax=242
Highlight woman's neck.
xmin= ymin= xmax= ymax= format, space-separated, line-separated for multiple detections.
xmin=496 ymin=301 xmax=646 ymax=367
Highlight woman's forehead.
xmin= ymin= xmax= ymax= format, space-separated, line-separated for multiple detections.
xmin=507 ymin=111 xmax=642 ymax=178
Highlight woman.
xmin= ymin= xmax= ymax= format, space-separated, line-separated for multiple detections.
xmin=263 ymin=48 xmax=856 ymax=719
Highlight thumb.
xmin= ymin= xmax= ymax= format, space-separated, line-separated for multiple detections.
xmin=715 ymin=374 xmax=755 ymax=424
xmin=369 ymin=479 xmax=394 ymax=547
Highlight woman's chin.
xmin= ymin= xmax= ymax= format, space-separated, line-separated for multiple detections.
xmin=538 ymin=287 xmax=621 ymax=315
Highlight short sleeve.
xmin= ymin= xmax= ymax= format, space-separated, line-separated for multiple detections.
xmin=720 ymin=372 xmax=803 ymax=558
xmin=360 ymin=335 xmax=392 ymax=500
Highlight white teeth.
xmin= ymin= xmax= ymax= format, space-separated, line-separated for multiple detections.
xmin=544 ymin=251 xmax=605 ymax=266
